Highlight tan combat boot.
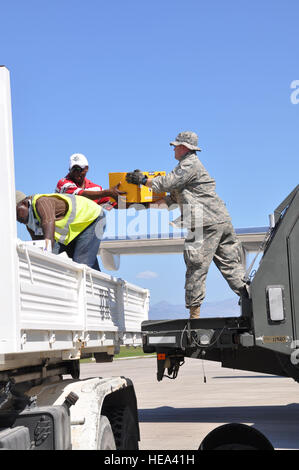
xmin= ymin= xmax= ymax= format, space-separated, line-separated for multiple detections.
xmin=189 ymin=306 xmax=200 ymax=319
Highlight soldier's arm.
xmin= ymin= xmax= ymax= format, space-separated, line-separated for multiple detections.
xmin=148 ymin=159 xmax=196 ymax=193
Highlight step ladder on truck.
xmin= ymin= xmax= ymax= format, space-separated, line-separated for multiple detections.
xmin=0 ymin=66 xmax=150 ymax=450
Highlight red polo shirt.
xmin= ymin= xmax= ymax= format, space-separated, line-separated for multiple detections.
xmin=55 ymin=175 xmax=114 ymax=206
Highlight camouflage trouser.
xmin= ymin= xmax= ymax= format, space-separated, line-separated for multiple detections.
xmin=184 ymin=222 xmax=245 ymax=308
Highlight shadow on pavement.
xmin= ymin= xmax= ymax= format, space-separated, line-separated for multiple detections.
xmin=138 ymin=403 xmax=299 ymax=449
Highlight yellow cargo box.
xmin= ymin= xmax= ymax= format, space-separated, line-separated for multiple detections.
xmin=109 ymin=171 xmax=166 ymax=203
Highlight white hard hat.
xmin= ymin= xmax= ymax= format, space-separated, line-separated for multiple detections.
xmin=69 ymin=153 xmax=89 ymax=169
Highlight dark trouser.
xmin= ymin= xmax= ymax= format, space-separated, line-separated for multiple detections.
xmin=54 ymin=212 xmax=106 ymax=271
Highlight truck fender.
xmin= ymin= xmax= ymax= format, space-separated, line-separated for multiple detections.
xmin=26 ymin=376 xmax=139 ymax=450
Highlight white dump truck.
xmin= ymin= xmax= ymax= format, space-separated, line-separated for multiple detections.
xmin=0 ymin=66 xmax=150 ymax=450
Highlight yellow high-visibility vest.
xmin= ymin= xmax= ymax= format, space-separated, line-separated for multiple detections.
xmin=32 ymin=193 xmax=101 ymax=245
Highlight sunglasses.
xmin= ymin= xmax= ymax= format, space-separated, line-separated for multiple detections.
xmin=71 ymin=165 xmax=85 ymax=173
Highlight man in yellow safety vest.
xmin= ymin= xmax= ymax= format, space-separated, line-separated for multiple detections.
xmin=16 ymin=190 xmax=105 ymax=271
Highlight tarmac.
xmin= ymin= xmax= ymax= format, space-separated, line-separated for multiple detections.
xmin=80 ymin=356 xmax=299 ymax=450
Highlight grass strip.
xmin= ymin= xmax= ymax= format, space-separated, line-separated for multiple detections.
xmin=80 ymin=346 xmax=154 ymax=363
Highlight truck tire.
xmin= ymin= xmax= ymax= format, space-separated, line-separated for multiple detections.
xmin=108 ymin=406 xmax=139 ymax=450
xmin=198 ymin=423 xmax=274 ymax=450
xmin=97 ymin=416 xmax=116 ymax=450
xmin=67 ymin=360 xmax=80 ymax=379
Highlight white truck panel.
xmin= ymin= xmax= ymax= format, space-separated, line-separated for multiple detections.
xmin=0 ymin=67 xmax=21 ymax=354
xmin=0 ymin=241 xmax=149 ymax=360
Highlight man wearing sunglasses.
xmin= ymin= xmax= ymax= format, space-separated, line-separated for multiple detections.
xmin=55 ymin=153 xmax=125 ymax=208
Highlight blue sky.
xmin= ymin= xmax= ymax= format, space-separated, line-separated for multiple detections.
xmin=3 ymin=0 xmax=299 ymax=306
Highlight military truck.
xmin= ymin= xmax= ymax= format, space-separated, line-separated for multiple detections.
xmin=142 ymin=185 xmax=299 ymax=381
xmin=142 ymin=184 xmax=299 ymax=382
xmin=0 ymin=66 xmax=150 ymax=450
xmin=141 ymin=183 xmax=299 ymax=449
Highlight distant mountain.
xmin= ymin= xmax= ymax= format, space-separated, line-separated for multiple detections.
xmin=148 ymin=298 xmax=240 ymax=320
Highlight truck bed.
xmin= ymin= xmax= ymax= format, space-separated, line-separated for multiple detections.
xmin=0 ymin=240 xmax=149 ymax=371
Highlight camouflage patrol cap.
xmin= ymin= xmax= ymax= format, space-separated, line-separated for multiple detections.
xmin=170 ymin=131 xmax=201 ymax=151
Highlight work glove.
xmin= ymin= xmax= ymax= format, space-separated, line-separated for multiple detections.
xmin=126 ymin=169 xmax=148 ymax=186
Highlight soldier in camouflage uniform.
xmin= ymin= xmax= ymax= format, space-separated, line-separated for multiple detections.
xmin=126 ymin=131 xmax=247 ymax=319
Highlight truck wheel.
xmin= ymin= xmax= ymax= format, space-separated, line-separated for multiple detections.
xmin=198 ymin=423 xmax=274 ymax=450
xmin=67 ymin=360 xmax=80 ymax=379
xmin=97 ymin=416 xmax=116 ymax=450
xmin=108 ymin=406 xmax=139 ymax=450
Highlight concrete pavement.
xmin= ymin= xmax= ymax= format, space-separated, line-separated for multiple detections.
xmin=80 ymin=356 xmax=299 ymax=450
